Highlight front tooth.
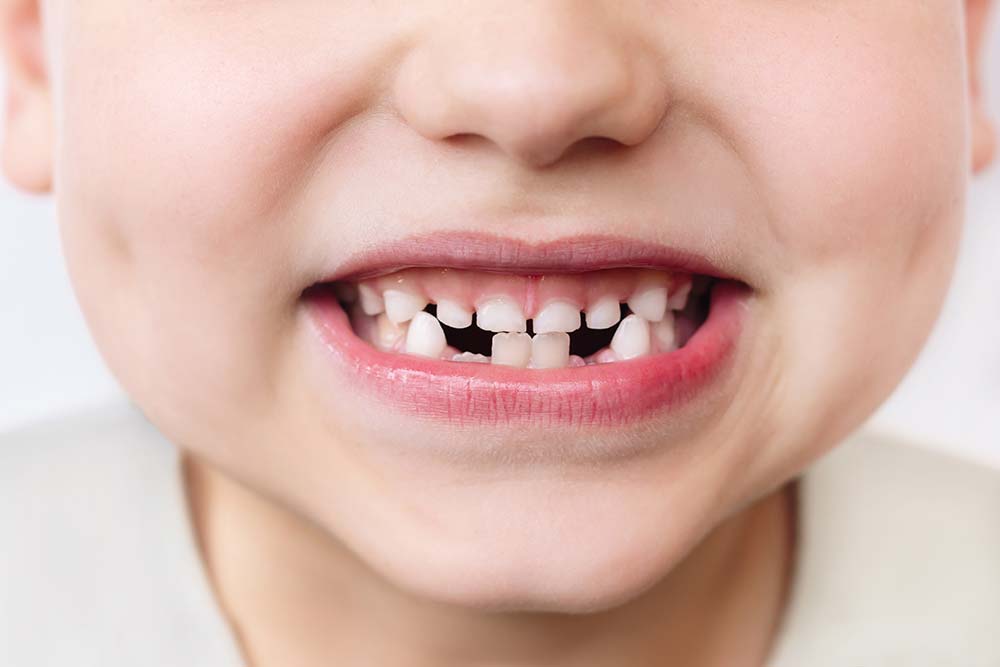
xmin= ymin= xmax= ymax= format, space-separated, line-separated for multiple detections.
xmin=610 ymin=315 xmax=651 ymax=360
xmin=403 ymin=312 xmax=447 ymax=358
xmin=585 ymin=296 xmax=621 ymax=330
xmin=358 ymin=283 xmax=384 ymax=316
xmin=530 ymin=332 xmax=571 ymax=369
xmin=652 ymin=312 xmax=678 ymax=353
xmin=627 ymin=285 xmax=668 ymax=322
xmin=384 ymin=290 xmax=428 ymax=324
xmin=491 ymin=333 xmax=531 ymax=367
xmin=668 ymin=281 xmax=693 ymax=311
xmin=436 ymin=299 xmax=473 ymax=329
xmin=476 ymin=297 xmax=527 ymax=333
xmin=452 ymin=352 xmax=489 ymax=364
xmin=533 ymin=301 xmax=581 ymax=334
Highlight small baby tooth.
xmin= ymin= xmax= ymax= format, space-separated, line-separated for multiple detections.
xmin=610 ymin=314 xmax=651 ymax=360
xmin=668 ymin=280 xmax=693 ymax=311
xmin=585 ymin=296 xmax=621 ymax=330
xmin=452 ymin=352 xmax=490 ymax=364
xmin=491 ymin=333 xmax=531 ymax=367
xmin=404 ymin=312 xmax=447 ymax=358
xmin=375 ymin=314 xmax=408 ymax=351
xmin=652 ymin=312 xmax=678 ymax=353
xmin=627 ymin=285 xmax=668 ymax=323
xmin=569 ymin=355 xmax=587 ymax=368
xmin=530 ymin=332 xmax=571 ymax=369
xmin=436 ymin=299 xmax=473 ymax=329
xmin=384 ymin=290 xmax=428 ymax=324
xmin=533 ymin=301 xmax=581 ymax=334
xmin=358 ymin=283 xmax=384 ymax=316
xmin=477 ymin=297 xmax=527 ymax=333
xmin=589 ymin=348 xmax=621 ymax=365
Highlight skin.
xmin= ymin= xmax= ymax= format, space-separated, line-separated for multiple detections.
xmin=1 ymin=1 xmax=996 ymax=665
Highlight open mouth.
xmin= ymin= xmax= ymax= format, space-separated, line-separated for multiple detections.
xmin=303 ymin=234 xmax=749 ymax=429
xmin=315 ymin=269 xmax=711 ymax=368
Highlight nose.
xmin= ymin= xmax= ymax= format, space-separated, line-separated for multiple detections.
xmin=392 ymin=4 xmax=669 ymax=168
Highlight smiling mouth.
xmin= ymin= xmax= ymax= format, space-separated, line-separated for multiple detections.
xmin=316 ymin=268 xmax=712 ymax=368
xmin=302 ymin=233 xmax=750 ymax=428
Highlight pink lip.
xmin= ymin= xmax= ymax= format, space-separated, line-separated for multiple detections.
xmin=303 ymin=234 xmax=750 ymax=428
xmin=319 ymin=232 xmax=741 ymax=282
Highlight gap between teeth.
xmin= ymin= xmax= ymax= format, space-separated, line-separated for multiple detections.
xmin=352 ymin=296 xmax=684 ymax=369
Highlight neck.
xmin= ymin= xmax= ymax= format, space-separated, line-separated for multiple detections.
xmin=182 ymin=453 xmax=797 ymax=667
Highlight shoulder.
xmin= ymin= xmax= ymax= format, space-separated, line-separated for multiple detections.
xmin=0 ymin=402 xmax=174 ymax=493
xmin=807 ymin=427 xmax=1000 ymax=534
xmin=0 ymin=404 xmax=179 ymax=547
xmin=770 ymin=429 xmax=1000 ymax=666
xmin=806 ymin=429 xmax=1000 ymax=566
xmin=0 ymin=405 xmax=243 ymax=667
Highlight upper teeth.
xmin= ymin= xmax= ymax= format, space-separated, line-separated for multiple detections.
xmin=668 ymin=281 xmax=692 ymax=311
xmin=476 ymin=297 xmax=527 ymax=333
xmin=358 ymin=284 xmax=385 ymax=316
xmin=384 ymin=290 xmax=428 ymax=324
xmin=585 ymin=296 xmax=621 ymax=330
xmin=533 ymin=300 xmax=582 ymax=334
xmin=627 ymin=284 xmax=668 ymax=323
xmin=436 ymin=299 xmax=474 ymax=329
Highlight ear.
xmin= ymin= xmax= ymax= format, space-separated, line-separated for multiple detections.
xmin=967 ymin=0 xmax=997 ymax=174
xmin=0 ymin=0 xmax=51 ymax=194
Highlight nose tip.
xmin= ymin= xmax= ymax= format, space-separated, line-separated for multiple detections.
xmin=393 ymin=11 xmax=668 ymax=168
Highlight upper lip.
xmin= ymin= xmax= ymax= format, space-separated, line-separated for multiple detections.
xmin=317 ymin=231 xmax=746 ymax=284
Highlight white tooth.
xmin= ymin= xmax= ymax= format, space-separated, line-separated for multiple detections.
xmin=476 ymin=297 xmax=527 ymax=333
xmin=375 ymin=314 xmax=408 ymax=351
xmin=358 ymin=283 xmax=384 ymax=316
xmin=532 ymin=301 xmax=581 ymax=334
xmin=436 ymin=299 xmax=473 ymax=329
xmin=491 ymin=333 xmax=531 ymax=367
xmin=652 ymin=312 xmax=678 ymax=353
xmin=451 ymin=352 xmax=489 ymax=364
xmin=627 ymin=285 xmax=668 ymax=323
xmin=384 ymin=290 xmax=428 ymax=324
xmin=585 ymin=296 xmax=621 ymax=330
xmin=404 ymin=312 xmax=447 ymax=358
xmin=610 ymin=315 xmax=651 ymax=360
xmin=530 ymin=332 xmax=571 ymax=369
xmin=588 ymin=348 xmax=621 ymax=365
xmin=668 ymin=281 xmax=693 ymax=311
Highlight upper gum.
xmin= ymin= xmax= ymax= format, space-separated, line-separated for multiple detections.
xmin=361 ymin=268 xmax=686 ymax=317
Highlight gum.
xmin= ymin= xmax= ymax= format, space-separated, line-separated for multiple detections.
xmin=354 ymin=268 xmax=691 ymax=318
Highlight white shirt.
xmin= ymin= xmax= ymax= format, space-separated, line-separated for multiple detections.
xmin=2 ymin=403 xmax=999 ymax=666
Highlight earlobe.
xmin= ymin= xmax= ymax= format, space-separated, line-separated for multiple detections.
xmin=0 ymin=0 xmax=52 ymax=194
xmin=967 ymin=0 xmax=997 ymax=174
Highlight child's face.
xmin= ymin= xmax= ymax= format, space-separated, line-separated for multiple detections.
xmin=7 ymin=1 xmax=993 ymax=610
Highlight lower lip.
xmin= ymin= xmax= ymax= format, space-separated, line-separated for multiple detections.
xmin=304 ymin=282 xmax=749 ymax=429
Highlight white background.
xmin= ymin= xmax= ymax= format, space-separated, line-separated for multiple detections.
xmin=1 ymin=29 xmax=998 ymax=467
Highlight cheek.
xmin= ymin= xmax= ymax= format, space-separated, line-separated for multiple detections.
xmin=716 ymin=7 xmax=969 ymax=277
xmin=51 ymin=7 xmax=379 ymax=430
xmin=710 ymin=6 xmax=969 ymax=469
